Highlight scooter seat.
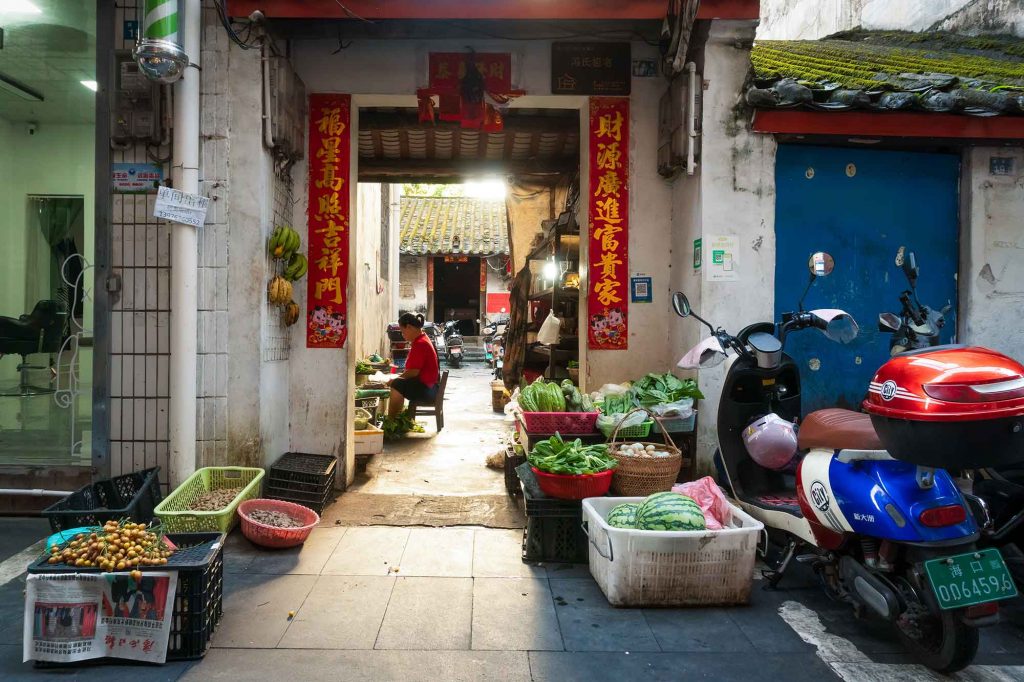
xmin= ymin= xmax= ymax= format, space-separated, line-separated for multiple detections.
xmin=746 ymin=494 xmax=803 ymax=517
xmin=799 ymin=408 xmax=884 ymax=451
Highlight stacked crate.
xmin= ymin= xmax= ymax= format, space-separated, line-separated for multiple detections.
xmin=264 ymin=453 xmax=337 ymax=515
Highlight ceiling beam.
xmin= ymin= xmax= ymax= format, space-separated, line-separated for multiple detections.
xmin=226 ymin=1 xmax=664 ymax=20
xmin=358 ymin=157 xmax=577 ymax=181
xmin=359 ymin=111 xmax=578 ymax=135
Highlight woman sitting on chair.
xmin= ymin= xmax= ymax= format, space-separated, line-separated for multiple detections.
xmin=388 ymin=313 xmax=440 ymax=418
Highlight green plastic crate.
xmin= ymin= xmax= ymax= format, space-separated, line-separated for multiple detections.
xmin=599 ymin=419 xmax=653 ymax=440
xmin=155 ymin=467 xmax=264 ymax=533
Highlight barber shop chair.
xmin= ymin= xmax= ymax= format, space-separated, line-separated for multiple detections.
xmin=0 ymin=300 xmax=66 ymax=395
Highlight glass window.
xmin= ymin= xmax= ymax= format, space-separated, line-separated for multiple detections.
xmin=0 ymin=1 xmax=96 ymax=466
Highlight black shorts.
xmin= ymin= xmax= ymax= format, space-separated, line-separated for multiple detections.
xmin=392 ymin=378 xmax=437 ymax=403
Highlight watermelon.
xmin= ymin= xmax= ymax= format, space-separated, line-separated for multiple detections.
xmin=606 ymin=503 xmax=640 ymax=529
xmin=634 ymin=492 xmax=707 ymax=531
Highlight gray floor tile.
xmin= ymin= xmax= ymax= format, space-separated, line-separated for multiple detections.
xmin=549 ymin=578 xmax=660 ymax=652
xmin=375 ymin=577 xmax=473 ymax=650
xmin=321 ymin=526 xmax=409 ymax=576
xmin=278 ymin=575 xmax=395 ymax=649
xmin=246 ymin=527 xmax=346 ymax=575
xmin=213 ymin=573 xmax=317 ymax=648
xmin=643 ymin=607 xmax=756 ymax=653
xmin=399 ymin=527 xmax=475 ymax=577
xmin=472 ymin=578 xmax=563 ymax=651
xmin=542 ymin=562 xmax=592 ymax=579
xmin=528 ymin=651 xmax=838 ymax=681
xmin=473 ymin=529 xmax=545 ymax=578
xmin=222 ymin=530 xmax=260 ymax=574
xmin=180 ymin=648 xmax=531 ymax=682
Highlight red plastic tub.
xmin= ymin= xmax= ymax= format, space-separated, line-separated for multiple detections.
xmin=521 ymin=411 xmax=599 ymax=435
xmin=238 ymin=499 xmax=319 ymax=549
xmin=531 ymin=466 xmax=613 ymax=500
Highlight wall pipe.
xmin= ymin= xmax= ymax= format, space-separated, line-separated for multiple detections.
xmin=169 ymin=0 xmax=201 ymax=487
xmin=686 ymin=61 xmax=698 ymax=176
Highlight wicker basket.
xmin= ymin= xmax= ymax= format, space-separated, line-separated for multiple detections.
xmin=607 ymin=410 xmax=682 ymax=496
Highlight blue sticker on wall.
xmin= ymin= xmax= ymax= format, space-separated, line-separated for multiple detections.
xmin=112 ymin=163 xmax=163 ymax=194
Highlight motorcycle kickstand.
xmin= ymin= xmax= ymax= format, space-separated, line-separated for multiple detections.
xmin=762 ymin=539 xmax=799 ymax=590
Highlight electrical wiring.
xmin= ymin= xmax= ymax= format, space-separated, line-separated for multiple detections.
xmin=212 ymin=0 xmax=262 ymax=50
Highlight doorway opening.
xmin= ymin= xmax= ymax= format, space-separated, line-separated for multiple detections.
xmin=333 ymin=105 xmax=581 ymax=527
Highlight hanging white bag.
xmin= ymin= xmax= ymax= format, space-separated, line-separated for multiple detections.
xmin=537 ymin=312 xmax=561 ymax=346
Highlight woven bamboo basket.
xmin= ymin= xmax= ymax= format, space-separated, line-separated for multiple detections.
xmin=608 ymin=409 xmax=682 ymax=496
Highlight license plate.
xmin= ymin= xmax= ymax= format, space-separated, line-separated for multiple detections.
xmin=924 ymin=548 xmax=1019 ymax=610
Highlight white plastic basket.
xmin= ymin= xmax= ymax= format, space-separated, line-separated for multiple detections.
xmin=582 ymin=496 xmax=763 ymax=607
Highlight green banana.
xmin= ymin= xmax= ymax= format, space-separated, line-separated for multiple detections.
xmin=283 ymin=253 xmax=308 ymax=281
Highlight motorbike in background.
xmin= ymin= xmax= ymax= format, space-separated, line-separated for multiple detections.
xmin=878 ymin=246 xmax=1024 ymax=590
xmin=674 ymin=250 xmax=1017 ymax=673
xmin=482 ymin=315 xmax=509 ymax=367
xmin=423 ymin=322 xmax=446 ymax=359
xmin=443 ymin=320 xmax=464 ymax=368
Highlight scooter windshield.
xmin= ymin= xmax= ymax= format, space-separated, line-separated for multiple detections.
xmin=677 ymin=336 xmax=727 ymax=370
xmin=811 ymin=308 xmax=859 ymax=344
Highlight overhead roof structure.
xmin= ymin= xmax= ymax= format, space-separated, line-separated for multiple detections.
xmin=400 ymin=196 xmax=509 ymax=256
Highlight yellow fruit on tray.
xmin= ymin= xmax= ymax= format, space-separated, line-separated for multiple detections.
xmin=268 ymin=276 xmax=292 ymax=305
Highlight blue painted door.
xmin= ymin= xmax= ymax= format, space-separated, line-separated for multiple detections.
xmin=774 ymin=145 xmax=959 ymax=414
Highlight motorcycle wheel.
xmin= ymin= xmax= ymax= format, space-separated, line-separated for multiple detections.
xmin=895 ymin=592 xmax=978 ymax=673
xmin=448 ymin=358 xmax=461 ymax=368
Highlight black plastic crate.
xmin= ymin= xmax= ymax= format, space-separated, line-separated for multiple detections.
xmin=522 ymin=516 xmax=588 ymax=564
xmin=42 ymin=467 xmax=163 ymax=532
xmin=265 ymin=472 xmax=334 ymax=497
xmin=28 ymin=532 xmax=224 ymax=661
xmin=517 ymin=463 xmax=593 ymax=518
xmin=265 ymin=477 xmax=336 ymax=515
xmin=268 ymin=452 xmax=336 ymax=488
xmin=504 ymin=447 xmax=527 ymax=497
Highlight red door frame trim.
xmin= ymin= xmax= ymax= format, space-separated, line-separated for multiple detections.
xmin=225 ymin=0 xmax=666 ymax=20
xmin=753 ymin=110 xmax=1024 ymax=141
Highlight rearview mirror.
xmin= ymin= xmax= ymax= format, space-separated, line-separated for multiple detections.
xmin=808 ymin=252 xmax=835 ymax=278
xmin=672 ymin=292 xmax=691 ymax=318
xmin=878 ymin=313 xmax=901 ymax=333
xmin=825 ymin=315 xmax=859 ymax=344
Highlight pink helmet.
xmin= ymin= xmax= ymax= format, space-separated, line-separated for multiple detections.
xmin=742 ymin=413 xmax=799 ymax=472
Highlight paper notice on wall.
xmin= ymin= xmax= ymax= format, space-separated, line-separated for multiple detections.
xmin=154 ymin=186 xmax=209 ymax=227
xmin=705 ymin=235 xmax=738 ymax=282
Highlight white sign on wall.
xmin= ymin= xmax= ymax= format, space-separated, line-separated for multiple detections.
xmin=154 ymin=186 xmax=209 ymax=227
xmin=705 ymin=235 xmax=738 ymax=282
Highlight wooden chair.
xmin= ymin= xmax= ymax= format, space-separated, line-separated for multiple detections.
xmin=409 ymin=370 xmax=449 ymax=432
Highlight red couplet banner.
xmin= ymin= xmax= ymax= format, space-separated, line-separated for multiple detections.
xmin=306 ymin=94 xmax=351 ymax=349
xmin=587 ymin=97 xmax=629 ymax=350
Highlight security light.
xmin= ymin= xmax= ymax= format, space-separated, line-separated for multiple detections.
xmin=80 ymin=80 xmax=98 ymax=92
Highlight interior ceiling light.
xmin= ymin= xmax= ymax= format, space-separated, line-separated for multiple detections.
xmin=0 ymin=0 xmax=42 ymax=15
xmin=0 ymin=71 xmax=43 ymax=101
xmin=134 ymin=0 xmax=188 ymax=84
xmin=80 ymin=80 xmax=98 ymax=92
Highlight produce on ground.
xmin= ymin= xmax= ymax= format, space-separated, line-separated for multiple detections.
xmin=189 ymin=488 xmax=240 ymax=511
xmin=382 ymin=411 xmax=424 ymax=440
xmin=248 ymin=509 xmax=303 ymax=528
xmin=632 ymin=491 xmax=707 ymax=531
xmin=268 ymin=275 xmax=293 ymax=305
xmin=47 ymin=520 xmax=173 ymax=570
xmin=267 ymin=225 xmax=301 ymax=260
xmin=560 ymin=379 xmax=595 ymax=412
xmin=630 ymin=373 xmax=704 ymax=405
xmin=528 ymin=433 xmax=617 ymax=475
xmin=607 ymin=502 xmax=640 ymax=528
xmin=518 ymin=378 xmax=568 ymax=412
xmin=615 ymin=442 xmax=673 ymax=458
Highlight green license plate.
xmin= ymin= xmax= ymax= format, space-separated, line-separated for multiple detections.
xmin=924 ymin=548 xmax=1019 ymax=610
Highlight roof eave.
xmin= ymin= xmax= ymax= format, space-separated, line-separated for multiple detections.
xmin=752 ymin=109 xmax=1024 ymax=141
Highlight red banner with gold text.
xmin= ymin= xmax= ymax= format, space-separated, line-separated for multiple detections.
xmin=587 ymin=97 xmax=629 ymax=350
xmin=306 ymin=94 xmax=351 ymax=349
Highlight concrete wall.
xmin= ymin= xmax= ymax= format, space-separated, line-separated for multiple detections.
xmin=353 ymin=182 xmax=393 ymax=360
xmin=961 ymin=147 xmax=1024 ymax=357
xmin=688 ymin=21 xmax=778 ymax=473
xmin=759 ymin=0 xmax=1024 ymax=39
xmin=398 ymin=255 xmax=429 ymax=315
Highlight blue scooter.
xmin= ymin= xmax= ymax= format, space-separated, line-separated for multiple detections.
xmin=674 ymin=251 xmax=1017 ymax=673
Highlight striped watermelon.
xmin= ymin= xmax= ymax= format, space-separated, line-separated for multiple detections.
xmin=606 ymin=503 xmax=640 ymax=529
xmin=634 ymin=492 xmax=706 ymax=531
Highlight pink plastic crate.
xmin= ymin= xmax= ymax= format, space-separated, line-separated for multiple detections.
xmin=520 ymin=411 xmax=599 ymax=435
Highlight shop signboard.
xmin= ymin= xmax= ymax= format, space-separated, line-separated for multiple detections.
xmin=306 ymin=93 xmax=351 ymax=349
xmin=587 ymin=97 xmax=629 ymax=350
xmin=112 ymin=162 xmax=162 ymax=193
xmin=552 ymin=42 xmax=631 ymax=95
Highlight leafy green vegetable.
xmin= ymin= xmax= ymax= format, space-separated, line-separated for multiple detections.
xmin=601 ymin=392 xmax=634 ymax=415
xmin=382 ymin=411 xmax=424 ymax=440
xmin=355 ymin=361 xmax=374 ymax=375
xmin=630 ymin=373 xmax=704 ymax=405
xmin=527 ymin=433 xmax=617 ymax=475
xmin=567 ymin=360 xmax=580 ymax=369
xmin=519 ymin=378 xmax=566 ymax=412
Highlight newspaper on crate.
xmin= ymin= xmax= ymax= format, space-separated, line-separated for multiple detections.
xmin=24 ymin=571 xmax=177 ymax=664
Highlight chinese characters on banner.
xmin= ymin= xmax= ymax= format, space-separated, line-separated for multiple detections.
xmin=306 ymin=94 xmax=351 ymax=349
xmin=588 ymin=97 xmax=629 ymax=350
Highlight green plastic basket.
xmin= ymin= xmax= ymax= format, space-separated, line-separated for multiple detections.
xmin=155 ymin=467 xmax=265 ymax=533
xmin=599 ymin=419 xmax=653 ymax=440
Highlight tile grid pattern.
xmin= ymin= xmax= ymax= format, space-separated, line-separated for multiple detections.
xmin=108 ymin=1 xmax=171 ymax=483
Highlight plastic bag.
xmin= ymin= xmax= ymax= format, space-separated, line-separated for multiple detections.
xmin=596 ymin=410 xmax=647 ymax=433
xmin=650 ymin=398 xmax=694 ymax=417
xmin=537 ymin=312 xmax=561 ymax=345
xmin=672 ymin=476 xmax=733 ymax=530
xmin=590 ymin=383 xmax=631 ymax=401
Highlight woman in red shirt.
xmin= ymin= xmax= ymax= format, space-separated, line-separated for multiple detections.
xmin=388 ymin=313 xmax=440 ymax=418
